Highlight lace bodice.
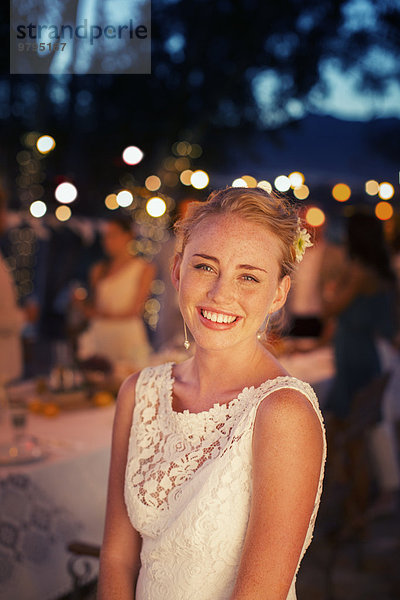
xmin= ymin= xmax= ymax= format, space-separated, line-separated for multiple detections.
xmin=125 ymin=362 xmax=326 ymax=600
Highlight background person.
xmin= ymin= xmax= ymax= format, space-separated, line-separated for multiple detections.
xmin=77 ymin=215 xmax=155 ymax=368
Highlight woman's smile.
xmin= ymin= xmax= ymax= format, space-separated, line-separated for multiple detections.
xmin=197 ymin=306 xmax=242 ymax=328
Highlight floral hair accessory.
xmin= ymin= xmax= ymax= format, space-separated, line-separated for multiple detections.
xmin=294 ymin=222 xmax=313 ymax=263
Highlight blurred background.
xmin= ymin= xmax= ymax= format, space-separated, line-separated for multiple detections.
xmin=1 ymin=1 xmax=400 ymax=599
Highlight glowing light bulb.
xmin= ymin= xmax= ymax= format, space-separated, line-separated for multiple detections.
xmin=105 ymin=194 xmax=119 ymax=210
xmin=274 ymin=175 xmax=291 ymax=192
xmin=36 ymin=135 xmax=56 ymax=154
xmin=375 ymin=201 xmax=393 ymax=220
xmin=288 ymin=172 xmax=304 ymax=188
xmin=180 ymin=170 xmax=193 ymax=186
xmin=293 ymin=185 xmax=309 ymax=200
xmin=122 ymin=146 xmax=143 ymax=165
xmin=232 ymin=178 xmax=247 ymax=187
xmin=191 ymin=170 xmax=209 ymax=189
xmin=305 ymin=207 xmax=325 ymax=227
xmin=30 ymin=200 xmax=47 ymax=218
xmin=116 ymin=190 xmax=133 ymax=207
xmin=55 ymin=205 xmax=72 ymax=221
xmin=146 ymin=197 xmax=167 ymax=217
xmin=332 ymin=183 xmax=351 ymax=202
xmin=55 ymin=182 xmax=78 ymax=204
xmin=257 ymin=180 xmax=272 ymax=193
xmin=365 ymin=180 xmax=379 ymax=196
xmin=145 ymin=175 xmax=161 ymax=191
xmin=241 ymin=175 xmax=257 ymax=188
xmin=378 ymin=182 xmax=394 ymax=200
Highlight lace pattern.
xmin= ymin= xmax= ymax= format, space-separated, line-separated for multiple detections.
xmin=124 ymin=362 xmax=327 ymax=599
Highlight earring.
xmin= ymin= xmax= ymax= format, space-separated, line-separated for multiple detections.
xmin=257 ymin=313 xmax=271 ymax=340
xmin=183 ymin=321 xmax=190 ymax=350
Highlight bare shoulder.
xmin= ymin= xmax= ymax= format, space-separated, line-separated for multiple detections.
xmin=113 ymin=370 xmax=142 ymax=425
xmin=253 ymin=386 xmax=324 ymax=458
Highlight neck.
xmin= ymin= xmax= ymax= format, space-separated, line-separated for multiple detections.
xmin=188 ymin=338 xmax=268 ymax=397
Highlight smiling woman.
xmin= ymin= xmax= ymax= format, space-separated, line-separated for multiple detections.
xmin=98 ymin=186 xmax=326 ymax=600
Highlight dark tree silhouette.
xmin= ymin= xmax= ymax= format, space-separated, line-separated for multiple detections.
xmin=1 ymin=0 xmax=399 ymax=212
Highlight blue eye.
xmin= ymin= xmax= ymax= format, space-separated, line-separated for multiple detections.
xmin=242 ymin=274 xmax=259 ymax=282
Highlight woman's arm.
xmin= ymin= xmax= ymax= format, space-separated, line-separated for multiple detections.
xmin=230 ymin=388 xmax=324 ymax=600
xmin=95 ymin=260 xmax=156 ymax=320
xmin=128 ymin=260 xmax=156 ymax=318
xmin=97 ymin=372 xmax=143 ymax=600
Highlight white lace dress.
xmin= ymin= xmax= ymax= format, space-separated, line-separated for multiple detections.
xmin=125 ymin=362 xmax=327 ymax=600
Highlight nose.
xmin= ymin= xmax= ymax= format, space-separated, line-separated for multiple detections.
xmin=207 ymin=274 xmax=234 ymax=305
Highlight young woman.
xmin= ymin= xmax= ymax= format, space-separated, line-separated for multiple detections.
xmin=97 ymin=187 xmax=326 ymax=600
xmin=77 ymin=215 xmax=155 ymax=367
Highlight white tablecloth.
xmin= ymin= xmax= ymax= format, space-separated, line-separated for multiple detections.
xmin=0 ymin=399 xmax=114 ymax=600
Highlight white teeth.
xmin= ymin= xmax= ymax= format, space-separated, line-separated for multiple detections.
xmin=201 ymin=310 xmax=237 ymax=324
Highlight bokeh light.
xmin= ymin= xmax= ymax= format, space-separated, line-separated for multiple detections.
xmin=191 ymin=170 xmax=209 ymax=189
xmin=375 ymin=201 xmax=393 ymax=221
xmin=176 ymin=141 xmax=191 ymax=156
xmin=189 ymin=143 xmax=202 ymax=158
xmin=175 ymin=157 xmax=190 ymax=171
xmin=180 ymin=169 xmax=193 ymax=185
xmin=145 ymin=175 xmax=161 ymax=191
xmin=55 ymin=205 xmax=72 ymax=221
xmin=257 ymin=180 xmax=272 ymax=193
xmin=378 ymin=182 xmax=395 ymax=200
xmin=36 ymin=135 xmax=56 ymax=154
xmin=122 ymin=146 xmax=143 ymax=165
xmin=274 ymin=175 xmax=291 ymax=192
xmin=105 ymin=193 xmax=119 ymax=210
xmin=30 ymin=200 xmax=47 ymax=218
xmin=293 ymin=185 xmax=310 ymax=200
xmin=365 ymin=180 xmax=379 ymax=196
xmin=305 ymin=207 xmax=325 ymax=227
xmin=241 ymin=175 xmax=257 ymax=188
xmin=332 ymin=183 xmax=351 ymax=202
xmin=116 ymin=190 xmax=133 ymax=207
xmin=232 ymin=178 xmax=247 ymax=187
xmin=146 ymin=197 xmax=167 ymax=217
xmin=55 ymin=182 xmax=78 ymax=204
xmin=289 ymin=172 xmax=304 ymax=188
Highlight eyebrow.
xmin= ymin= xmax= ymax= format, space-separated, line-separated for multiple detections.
xmin=192 ymin=253 xmax=268 ymax=273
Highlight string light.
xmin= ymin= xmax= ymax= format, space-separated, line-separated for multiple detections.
xmin=122 ymin=146 xmax=143 ymax=165
xmin=332 ymin=183 xmax=351 ymax=202
xmin=191 ymin=170 xmax=209 ymax=189
xmin=55 ymin=182 xmax=78 ymax=204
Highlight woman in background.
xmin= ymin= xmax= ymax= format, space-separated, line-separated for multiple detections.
xmin=77 ymin=215 xmax=155 ymax=367
xmin=324 ymin=212 xmax=397 ymax=420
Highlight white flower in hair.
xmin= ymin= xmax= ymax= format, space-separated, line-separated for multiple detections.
xmin=294 ymin=225 xmax=313 ymax=262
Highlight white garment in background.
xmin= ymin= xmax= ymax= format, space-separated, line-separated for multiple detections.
xmin=0 ymin=251 xmax=24 ymax=383
xmin=78 ymin=259 xmax=151 ymax=366
xmin=125 ymin=362 xmax=327 ymax=600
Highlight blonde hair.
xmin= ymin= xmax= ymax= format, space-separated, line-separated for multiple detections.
xmin=174 ymin=186 xmax=300 ymax=278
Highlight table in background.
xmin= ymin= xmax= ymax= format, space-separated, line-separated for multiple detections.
xmin=0 ymin=393 xmax=114 ymax=600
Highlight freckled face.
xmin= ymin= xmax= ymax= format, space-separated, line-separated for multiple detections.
xmin=172 ymin=214 xmax=290 ymax=352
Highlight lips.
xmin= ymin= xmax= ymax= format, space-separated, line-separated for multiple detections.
xmin=200 ymin=309 xmax=237 ymax=323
